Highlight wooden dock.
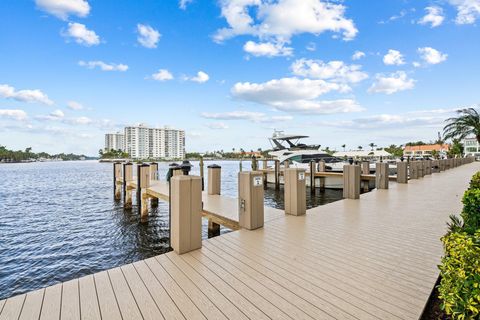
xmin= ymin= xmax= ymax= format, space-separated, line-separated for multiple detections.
xmin=1 ymin=161 xmax=477 ymax=320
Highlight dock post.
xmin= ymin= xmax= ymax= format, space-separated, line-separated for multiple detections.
xmin=137 ymin=164 xmax=151 ymax=218
xmin=170 ymin=175 xmax=202 ymax=254
xmin=426 ymin=160 xmax=432 ymax=175
xmin=274 ymin=160 xmax=280 ymax=190
xmin=361 ymin=161 xmax=370 ymax=174
xmin=343 ymin=164 xmax=361 ymax=199
xmin=207 ymin=164 xmax=221 ymax=195
xmin=114 ymin=162 xmax=122 ymax=200
xmin=251 ymin=156 xmax=257 ymax=171
xmin=284 ymin=168 xmax=306 ymax=216
xmin=238 ymin=171 xmax=264 ymax=230
xmin=410 ymin=161 xmax=418 ymax=179
xmin=375 ymin=162 xmax=389 ymax=189
xmin=123 ymin=162 xmax=134 ymax=208
xmin=439 ymin=159 xmax=444 ymax=172
xmin=309 ymin=160 xmax=316 ymax=194
xmin=150 ymin=162 xmax=158 ymax=181
xmin=283 ymin=160 xmax=289 ymax=169
xmin=317 ymin=160 xmax=326 ymax=192
xmin=239 ymin=159 xmax=243 ymax=172
xmin=263 ymin=159 xmax=268 ymax=169
xmin=418 ymin=161 xmax=425 ymax=178
xmin=200 ymin=156 xmax=205 ymax=191
xmin=397 ymin=160 xmax=408 ymax=183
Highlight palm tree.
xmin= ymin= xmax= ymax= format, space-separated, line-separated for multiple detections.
xmin=369 ymin=143 xmax=376 ymax=151
xmin=358 ymin=146 xmax=363 ymax=151
xmin=341 ymin=144 xmax=346 ymax=151
xmin=443 ymin=108 xmax=480 ymax=143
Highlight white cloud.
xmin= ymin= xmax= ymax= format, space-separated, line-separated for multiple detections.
xmin=418 ymin=6 xmax=445 ymax=27
xmin=63 ymin=22 xmax=100 ymax=46
xmin=179 ymin=0 xmax=193 ymax=10
xmin=67 ymin=101 xmax=84 ymax=110
xmin=214 ymin=0 xmax=358 ymax=48
xmin=306 ymin=42 xmax=316 ymax=52
xmin=291 ymin=59 xmax=368 ymax=86
xmin=78 ymin=60 xmax=128 ymax=71
xmin=68 ymin=116 xmax=92 ymax=125
xmin=383 ymin=49 xmax=405 ymax=65
xmin=206 ymin=122 xmax=229 ymax=129
xmin=0 ymin=109 xmax=28 ymax=121
xmin=186 ymin=71 xmax=210 ymax=83
xmin=137 ymin=24 xmax=161 ymax=48
xmin=36 ymin=109 xmax=65 ymax=121
xmin=50 ymin=109 xmax=65 ymax=118
xmin=0 ymin=84 xmax=54 ymax=105
xmin=418 ymin=47 xmax=448 ymax=65
xmin=448 ymin=0 xmax=480 ymax=24
xmin=243 ymin=40 xmax=293 ymax=57
xmin=231 ymin=77 xmax=363 ymax=114
xmin=201 ymin=110 xmax=293 ymax=123
xmin=368 ymin=71 xmax=415 ymax=94
xmin=151 ymin=69 xmax=174 ymax=81
xmin=35 ymin=0 xmax=90 ymax=20
xmin=352 ymin=51 xmax=365 ymax=60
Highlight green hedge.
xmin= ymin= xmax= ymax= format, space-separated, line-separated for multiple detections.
xmin=439 ymin=231 xmax=480 ymax=319
xmin=439 ymin=172 xmax=480 ymax=319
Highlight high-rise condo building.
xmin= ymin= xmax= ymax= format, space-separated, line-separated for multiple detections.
xmin=123 ymin=124 xmax=185 ymax=159
xmin=104 ymin=132 xmax=125 ymax=152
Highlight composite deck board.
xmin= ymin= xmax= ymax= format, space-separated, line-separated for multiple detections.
xmin=78 ymin=275 xmax=101 ymax=320
xmin=0 ymin=293 xmax=25 ymax=320
xmin=2 ymin=162 xmax=477 ymax=320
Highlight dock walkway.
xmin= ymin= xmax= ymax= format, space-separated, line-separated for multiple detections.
xmin=1 ymin=162 xmax=477 ymax=320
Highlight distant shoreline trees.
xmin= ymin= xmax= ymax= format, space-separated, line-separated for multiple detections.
xmin=0 ymin=145 xmax=92 ymax=162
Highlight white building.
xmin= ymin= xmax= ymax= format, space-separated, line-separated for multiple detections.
xmin=463 ymin=137 xmax=480 ymax=158
xmin=104 ymin=132 xmax=125 ymax=152
xmin=124 ymin=124 xmax=185 ymax=159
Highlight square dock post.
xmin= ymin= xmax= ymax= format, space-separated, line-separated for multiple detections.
xmin=375 ymin=162 xmax=389 ymax=189
xmin=170 ymin=175 xmax=202 ymax=254
xmin=284 ymin=168 xmax=306 ymax=216
xmin=397 ymin=161 xmax=408 ymax=183
xmin=114 ymin=162 xmax=122 ymax=200
xmin=138 ymin=164 xmax=150 ymax=218
xmin=343 ymin=164 xmax=361 ymax=199
xmin=124 ymin=162 xmax=133 ymax=208
xmin=238 ymin=171 xmax=264 ymax=230
xmin=207 ymin=164 xmax=221 ymax=195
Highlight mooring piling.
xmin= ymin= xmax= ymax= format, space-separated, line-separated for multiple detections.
xmin=238 ymin=171 xmax=264 ymax=230
xmin=284 ymin=168 xmax=306 ymax=216
xmin=343 ymin=164 xmax=361 ymax=199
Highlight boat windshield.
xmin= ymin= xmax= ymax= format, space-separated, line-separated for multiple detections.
xmin=288 ymin=154 xmax=343 ymax=164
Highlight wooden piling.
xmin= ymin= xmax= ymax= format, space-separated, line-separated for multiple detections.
xmin=170 ymin=175 xmax=202 ymax=254
xmin=200 ymin=156 xmax=204 ymax=191
xmin=375 ymin=162 xmax=389 ymax=189
xmin=274 ymin=160 xmax=280 ymax=190
xmin=317 ymin=160 xmax=326 ymax=191
xmin=238 ymin=171 xmax=264 ymax=230
xmin=284 ymin=168 xmax=306 ymax=216
xmin=123 ymin=162 xmax=133 ymax=208
xmin=207 ymin=164 xmax=221 ymax=195
xmin=309 ymin=160 xmax=316 ymax=194
xmin=150 ymin=162 xmax=158 ymax=180
xmin=361 ymin=161 xmax=370 ymax=175
xmin=397 ymin=161 xmax=408 ymax=184
xmin=410 ymin=161 xmax=419 ymax=179
xmin=137 ymin=164 xmax=151 ymax=217
xmin=343 ymin=164 xmax=361 ymax=199
xmin=114 ymin=162 xmax=122 ymax=200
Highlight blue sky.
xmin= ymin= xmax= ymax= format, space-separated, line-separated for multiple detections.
xmin=0 ymin=0 xmax=479 ymax=156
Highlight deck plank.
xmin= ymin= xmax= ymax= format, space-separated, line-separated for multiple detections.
xmin=0 ymin=300 xmax=5 ymax=315
xmin=121 ymin=263 xmax=164 ymax=320
xmin=78 ymin=275 xmax=101 ymax=320
xmin=94 ymin=271 xmax=122 ymax=320
xmin=61 ymin=279 xmax=80 ymax=320
xmin=133 ymin=261 xmax=186 ymax=320
xmin=107 ymin=267 xmax=143 ymax=320
xmin=144 ymin=257 xmax=206 ymax=320
xmin=0 ymin=294 xmax=26 ymax=320
xmin=40 ymin=283 xmax=62 ymax=320
xmin=18 ymin=289 xmax=44 ymax=320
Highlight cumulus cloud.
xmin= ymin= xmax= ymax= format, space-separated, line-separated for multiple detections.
xmin=214 ymin=0 xmax=358 ymax=55
xmin=418 ymin=47 xmax=448 ymax=65
xmin=35 ymin=109 xmax=65 ymax=121
xmin=35 ymin=0 xmax=90 ymax=20
xmin=0 ymin=84 xmax=54 ymax=105
xmin=291 ymin=59 xmax=368 ymax=86
xmin=448 ymin=0 xmax=480 ymax=24
xmin=418 ymin=6 xmax=445 ymax=27
xmin=151 ymin=69 xmax=174 ymax=81
xmin=63 ymin=22 xmax=100 ymax=46
xmin=243 ymin=40 xmax=293 ymax=57
xmin=383 ymin=49 xmax=405 ymax=65
xmin=186 ymin=71 xmax=209 ymax=83
xmin=368 ymin=71 xmax=416 ymax=94
xmin=205 ymin=122 xmax=229 ymax=129
xmin=78 ymin=60 xmax=128 ymax=71
xmin=137 ymin=24 xmax=161 ymax=48
xmin=352 ymin=51 xmax=365 ymax=60
xmin=0 ymin=109 xmax=28 ymax=121
xmin=179 ymin=0 xmax=193 ymax=10
xmin=67 ymin=101 xmax=84 ymax=110
xmin=201 ymin=110 xmax=293 ymax=123
xmin=231 ymin=77 xmax=363 ymax=114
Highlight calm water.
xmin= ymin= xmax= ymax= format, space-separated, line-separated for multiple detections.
xmin=0 ymin=160 xmax=342 ymax=300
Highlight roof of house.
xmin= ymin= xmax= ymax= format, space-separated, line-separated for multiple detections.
xmin=404 ymin=144 xmax=450 ymax=152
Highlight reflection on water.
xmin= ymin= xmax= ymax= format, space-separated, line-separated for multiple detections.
xmin=0 ymin=160 xmax=342 ymax=299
